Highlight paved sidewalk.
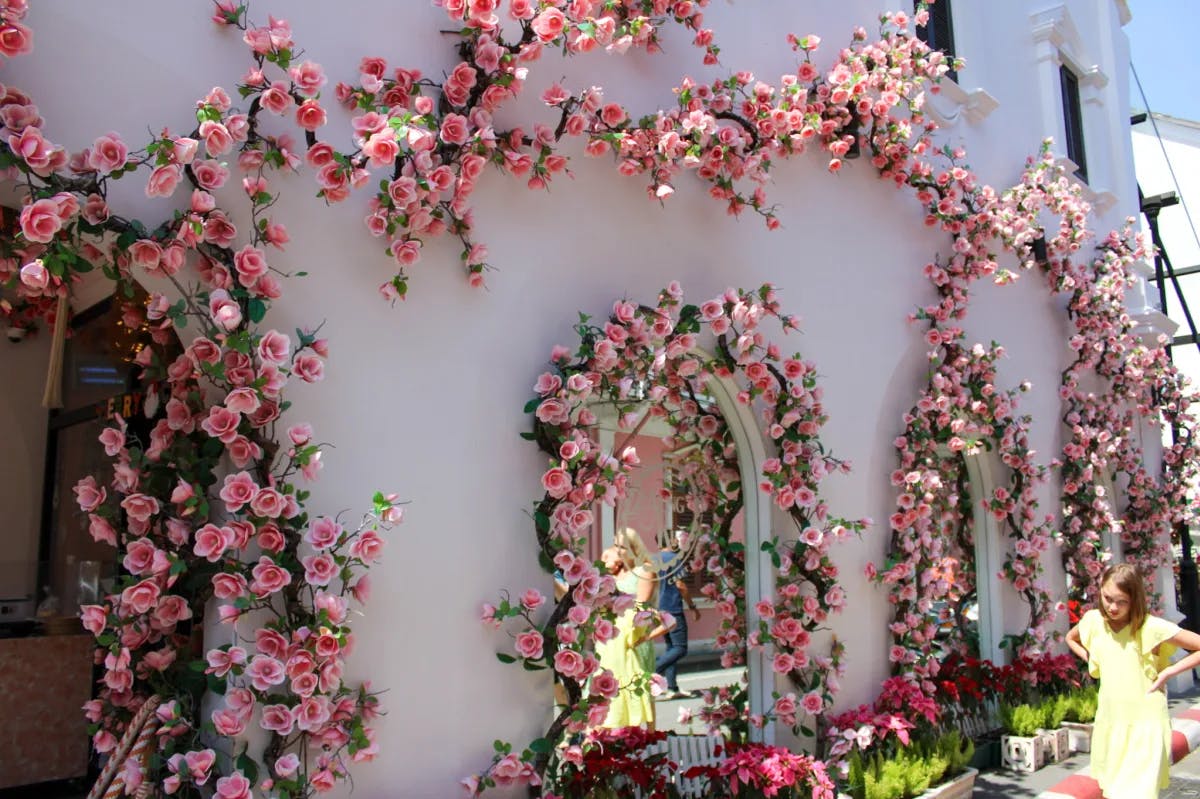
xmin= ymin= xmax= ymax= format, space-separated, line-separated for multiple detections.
xmin=970 ymin=681 xmax=1200 ymax=798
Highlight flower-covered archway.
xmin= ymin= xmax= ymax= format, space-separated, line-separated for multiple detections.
xmin=475 ymin=283 xmax=863 ymax=791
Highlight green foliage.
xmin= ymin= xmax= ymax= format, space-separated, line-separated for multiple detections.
xmin=845 ymin=732 xmax=972 ymax=799
xmin=1062 ymin=686 xmax=1098 ymax=724
xmin=1000 ymin=703 xmax=1043 ymax=737
xmin=1044 ymin=694 xmax=1071 ymax=728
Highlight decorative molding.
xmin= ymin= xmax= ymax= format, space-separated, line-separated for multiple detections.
xmin=925 ymin=80 xmax=999 ymax=126
xmin=1030 ymin=5 xmax=1108 ymax=89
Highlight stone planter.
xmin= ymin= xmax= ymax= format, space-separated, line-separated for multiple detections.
xmin=1037 ymin=727 xmax=1070 ymax=763
xmin=1060 ymin=721 xmax=1093 ymax=754
xmin=917 ymin=767 xmax=978 ymax=799
xmin=1001 ymin=734 xmax=1045 ymax=773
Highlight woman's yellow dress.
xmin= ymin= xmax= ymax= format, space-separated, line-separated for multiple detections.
xmin=595 ymin=571 xmax=657 ymax=728
xmin=1079 ymin=608 xmax=1180 ymax=799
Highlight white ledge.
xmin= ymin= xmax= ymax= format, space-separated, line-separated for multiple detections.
xmin=1129 ymin=308 xmax=1179 ymax=346
xmin=925 ymin=81 xmax=999 ymax=126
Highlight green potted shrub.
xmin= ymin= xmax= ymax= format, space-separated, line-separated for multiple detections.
xmin=999 ymin=703 xmax=1046 ymax=773
xmin=843 ymin=732 xmax=976 ymax=799
xmin=1036 ymin=695 xmax=1071 ymax=763
xmin=1060 ymin=686 xmax=1098 ymax=753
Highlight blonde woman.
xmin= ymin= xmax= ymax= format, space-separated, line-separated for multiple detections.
xmin=594 ymin=530 xmax=672 ymax=729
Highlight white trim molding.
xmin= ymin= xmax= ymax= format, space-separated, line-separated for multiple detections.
xmin=925 ymin=81 xmax=999 ymax=127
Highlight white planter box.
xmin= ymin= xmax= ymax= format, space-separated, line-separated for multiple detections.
xmin=1001 ymin=734 xmax=1045 ymax=772
xmin=1036 ymin=728 xmax=1070 ymax=763
xmin=918 ymin=766 xmax=978 ymax=799
xmin=1060 ymin=721 xmax=1093 ymax=754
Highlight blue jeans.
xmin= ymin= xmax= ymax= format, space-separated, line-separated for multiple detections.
xmin=655 ymin=622 xmax=688 ymax=691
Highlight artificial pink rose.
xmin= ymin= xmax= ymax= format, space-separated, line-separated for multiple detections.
xmin=201 ymin=405 xmax=241 ymax=444
xmin=260 ymin=703 xmax=295 ymax=734
xmin=439 ymin=113 xmax=471 ymax=145
xmin=79 ymin=605 xmax=107 ymax=636
xmin=295 ymin=98 xmax=327 ymax=131
xmin=257 ymin=523 xmax=286 ymax=553
xmin=233 ymin=245 xmax=269 ymax=287
xmin=250 ymin=629 xmax=286 ymax=663
xmin=191 ymin=159 xmax=229 ymax=190
xmin=88 ymin=514 xmax=117 ymax=546
xmin=227 ymin=436 xmax=261 ymax=468
xmin=590 ymin=670 xmax=619 ymax=698
xmin=274 ymin=753 xmax=300 ymax=777
xmin=18 ymin=259 xmax=49 ymax=291
xmin=208 ymin=289 xmax=243 ymax=332
xmin=292 ymin=352 xmax=325 ymax=383
xmin=540 ymin=467 xmax=572 ymax=499
xmin=801 ymin=690 xmax=824 ymax=715
xmin=306 ymin=517 xmax=342 ymax=549
xmin=121 ymin=493 xmax=160 ymax=523
xmin=0 ymin=20 xmax=33 ymax=57
xmin=288 ymin=423 xmax=313 ymax=446
xmin=224 ymin=387 xmax=261 ymax=415
xmin=250 ymin=557 xmax=291 ymax=597
xmin=294 ymin=695 xmax=332 ymax=732
xmin=122 ymin=537 xmax=157 ymax=575
xmin=214 ymin=771 xmax=251 ymax=799
xmin=245 ymin=655 xmax=286 ymax=692
xmin=219 ymin=471 xmax=259 ymax=513
xmin=314 ymin=632 xmax=340 ymax=659
xmin=249 ymin=487 xmax=286 ymax=519
xmin=18 ymin=199 xmax=62 ymax=243
xmin=145 ymin=164 xmax=182 ymax=198
xmin=205 ymin=645 xmax=248 ymax=678
xmin=198 ymin=120 xmax=233 ymax=156
xmin=348 ymin=529 xmax=385 ymax=562
xmin=211 ymin=708 xmax=246 ymax=737
xmin=88 ymin=132 xmax=128 ymax=175
xmin=260 ymin=80 xmax=292 ymax=114
xmin=302 ymin=553 xmax=337 ymax=586
xmin=120 ymin=579 xmax=162 ymax=615
xmin=520 ymin=589 xmax=545 ymax=611
xmin=212 ymin=572 xmax=248 ymax=600
xmin=153 ymin=594 xmax=192 ymax=627
xmin=193 ymin=524 xmax=228 ymax=562
xmin=362 ymin=129 xmax=399 ymax=167
xmin=515 ymin=629 xmax=544 ymax=660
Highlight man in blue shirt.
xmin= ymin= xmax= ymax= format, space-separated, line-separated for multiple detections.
xmin=655 ymin=531 xmax=701 ymax=700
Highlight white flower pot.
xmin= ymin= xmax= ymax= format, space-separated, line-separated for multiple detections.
xmin=1036 ymin=727 xmax=1070 ymax=763
xmin=1060 ymin=721 xmax=1093 ymax=754
xmin=1001 ymin=734 xmax=1045 ymax=772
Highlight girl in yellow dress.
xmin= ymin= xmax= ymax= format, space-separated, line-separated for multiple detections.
xmin=594 ymin=531 xmax=672 ymax=730
xmin=1066 ymin=563 xmax=1200 ymax=798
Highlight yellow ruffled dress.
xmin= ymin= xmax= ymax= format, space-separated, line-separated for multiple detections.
xmin=595 ymin=571 xmax=657 ymax=728
xmin=1079 ymin=608 xmax=1180 ymax=799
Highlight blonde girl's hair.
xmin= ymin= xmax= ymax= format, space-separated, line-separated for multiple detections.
xmin=615 ymin=527 xmax=653 ymax=568
xmin=1099 ymin=562 xmax=1148 ymax=634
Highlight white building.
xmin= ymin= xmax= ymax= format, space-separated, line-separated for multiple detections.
xmin=0 ymin=1 xmax=1185 ymax=797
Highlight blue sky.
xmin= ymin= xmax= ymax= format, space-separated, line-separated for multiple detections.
xmin=1126 ymin=0 xmax=1200 ymax=121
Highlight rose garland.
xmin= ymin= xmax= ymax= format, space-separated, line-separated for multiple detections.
xmin=473 ymin=283 xmax=862 ymax=794
xmin=0 ymin=4 xmax=401 ymax=798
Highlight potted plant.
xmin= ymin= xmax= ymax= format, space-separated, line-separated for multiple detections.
xmin=1000 ymin=703 xmax=1046 ymax=773
xmin=1036 ymin=695 xmax=1071 ymax=763
xmin=1059 ymin=686 xmax=1098 ymax=753
xmin=547 ymin=727 xmax=680 ymax=798
xmin=686 ymin=742 xmax=837 ymax=799
xmin=843 ymin=732 xmax=976 ymax=799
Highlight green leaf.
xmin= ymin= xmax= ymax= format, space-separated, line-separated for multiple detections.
xmin=248 ymin=298 xmax=267 ymax=324
xmin=523 ymin=397 xmax=541 ymax=414
xmin=235 ymin=753 xmax=259 ymax=785
xmin=496 ymin=653 xmax=516 ymax=664
xmin=529 ymin=738 xmax=552 ymax=754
